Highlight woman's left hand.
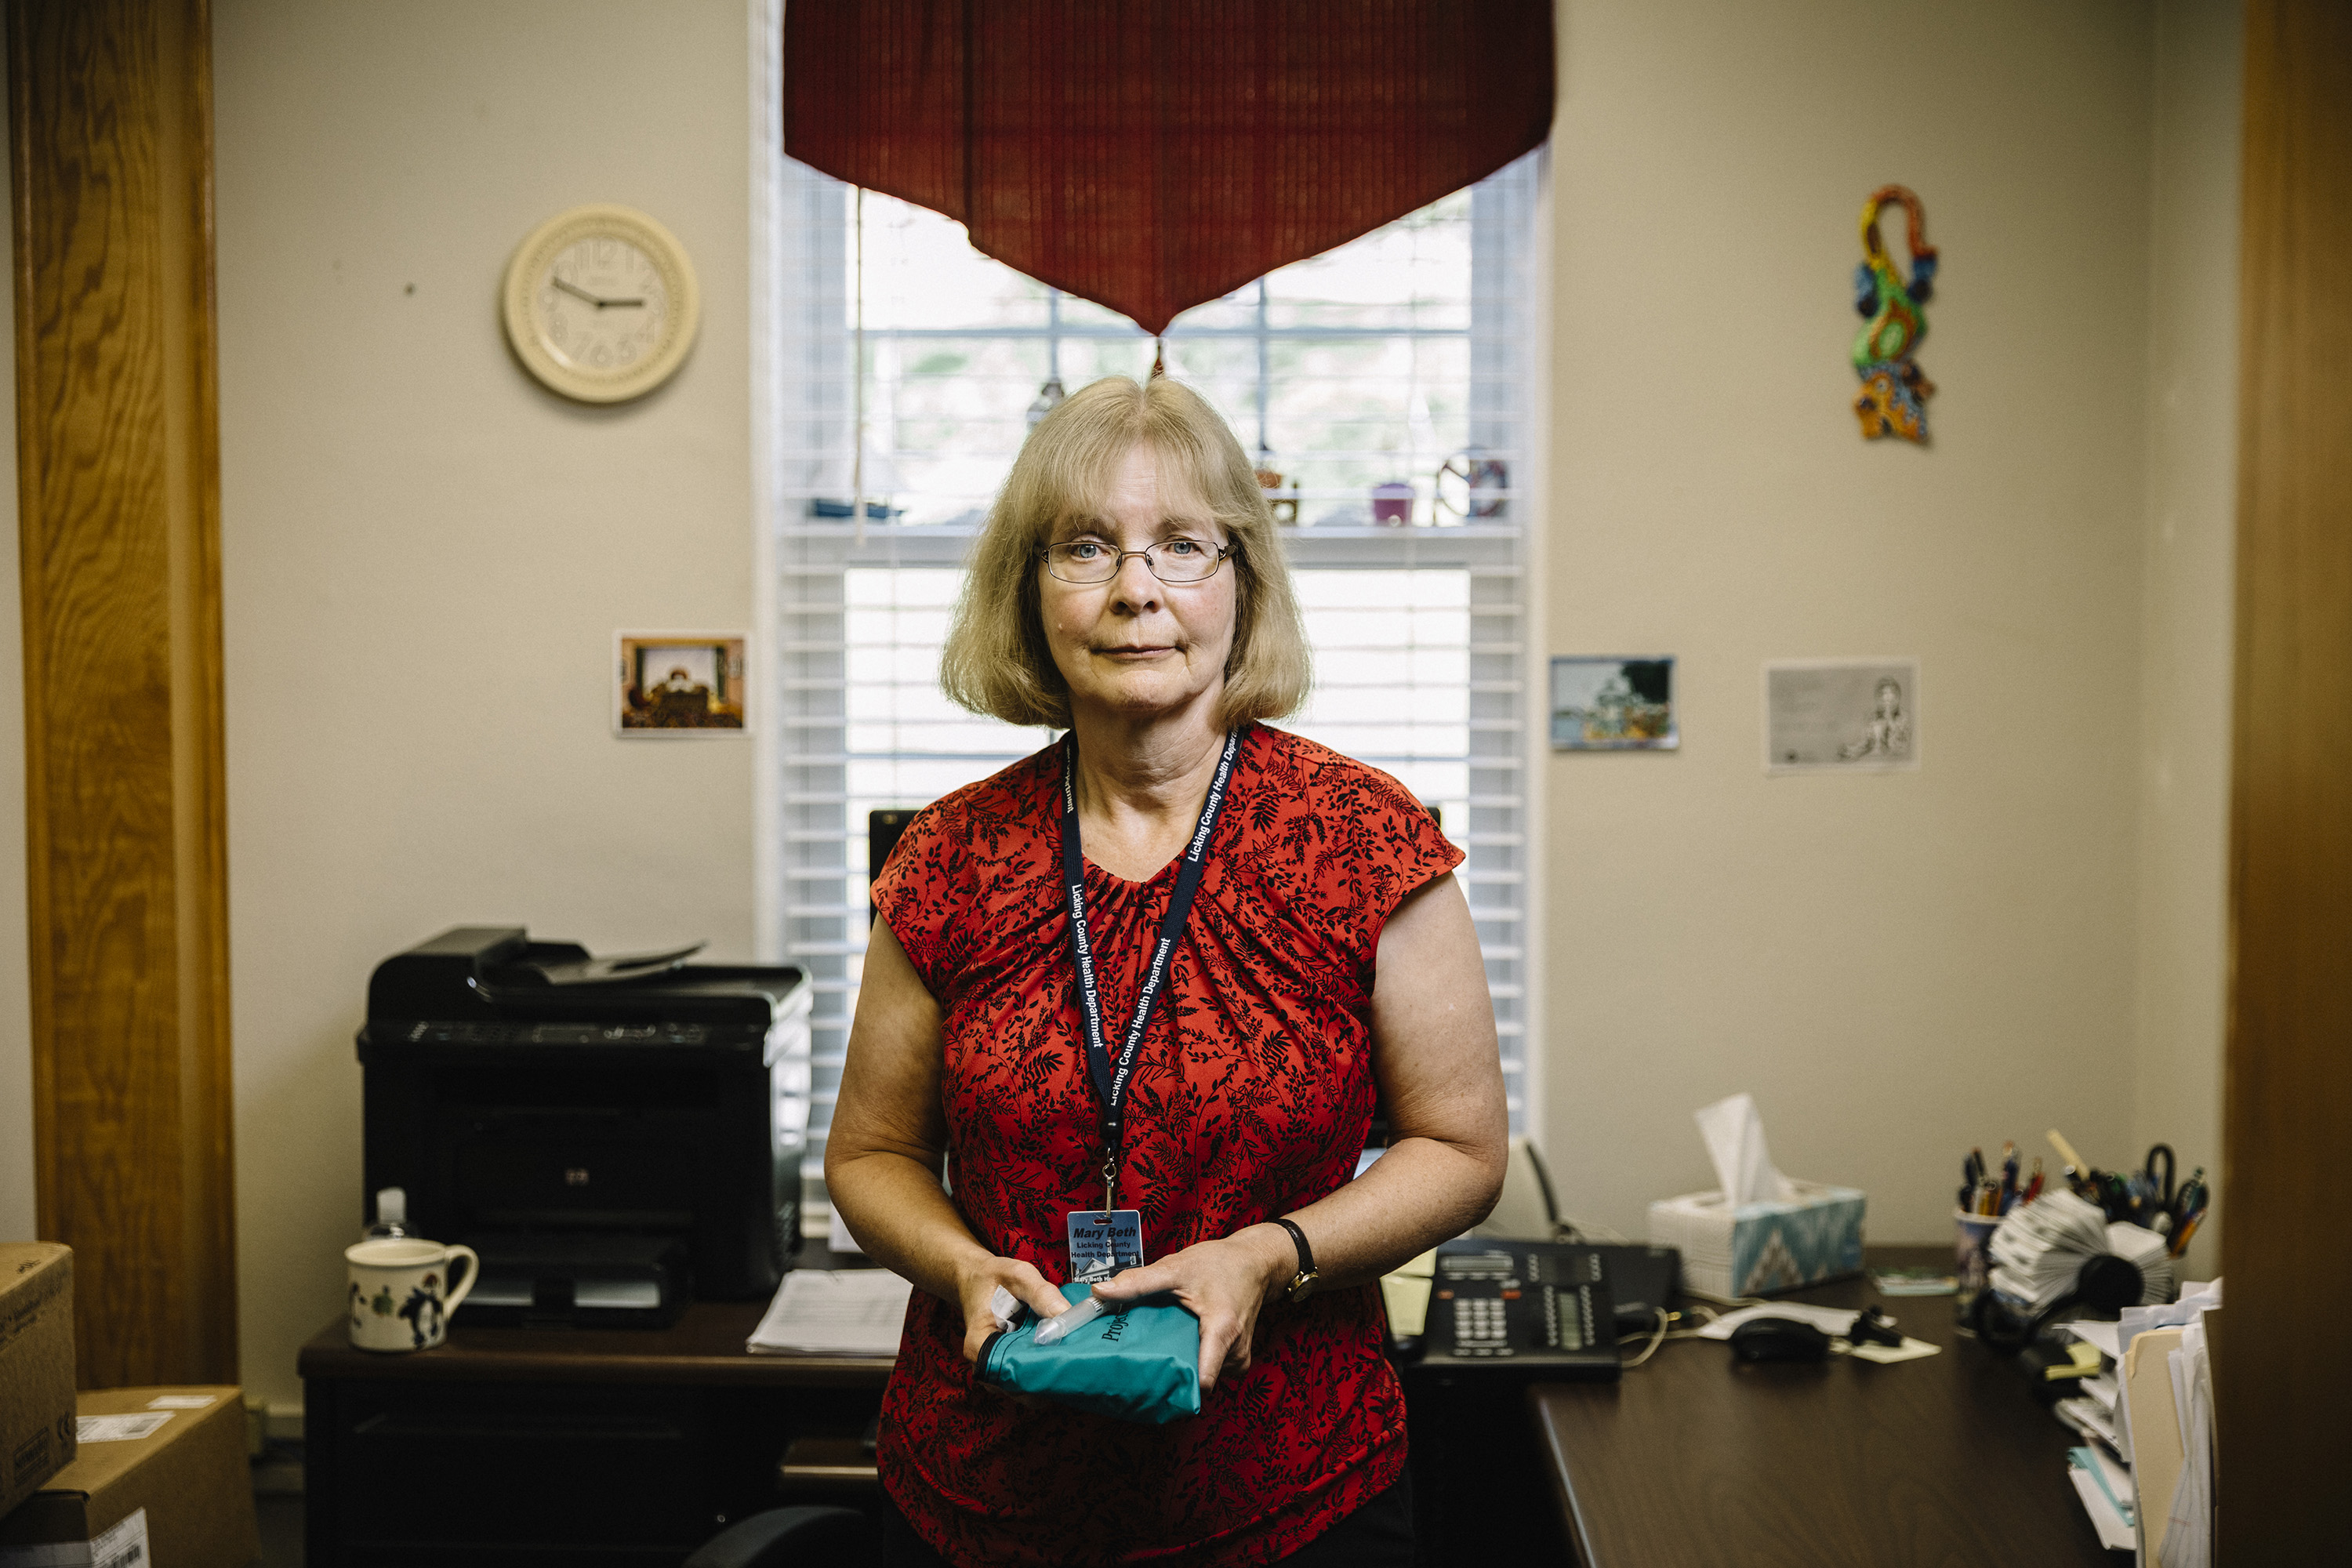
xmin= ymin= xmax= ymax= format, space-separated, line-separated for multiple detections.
xmin=1087 ymin=1224 xmax=1296 ymax=1392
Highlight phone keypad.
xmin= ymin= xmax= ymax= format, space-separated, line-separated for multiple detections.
xmin=1451 ymin=1296 xmax=1513 ymax=1356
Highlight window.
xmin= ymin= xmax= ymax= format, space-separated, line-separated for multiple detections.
xmin=762 ymin=155 xmax=1540 ymax=1235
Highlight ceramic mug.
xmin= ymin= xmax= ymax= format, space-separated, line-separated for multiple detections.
xmin=347 ymin=1237 xmax=478 ymax=1352
xmin=1953 ymin=1208 xmax=2001 ymax=1324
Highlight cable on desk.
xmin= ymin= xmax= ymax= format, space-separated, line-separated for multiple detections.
xmin=1615 ymin=1304 xmax=1726 ymax=1369
xmin=1619 ymin=1308 xmax=1671 ymax=1368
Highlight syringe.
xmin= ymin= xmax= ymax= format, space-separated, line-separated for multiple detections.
xmin=1033 ymin=1294 xmax=1107 ymax=1347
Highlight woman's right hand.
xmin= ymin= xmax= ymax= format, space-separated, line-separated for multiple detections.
xmin=954 ymin=1253 xmax=1069 ymax=1366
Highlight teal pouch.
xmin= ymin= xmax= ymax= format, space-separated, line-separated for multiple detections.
xmin=980 ymin=1283 xmax=1203 ymax=1425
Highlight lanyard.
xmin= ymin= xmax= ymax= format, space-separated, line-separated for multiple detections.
xmin=1060 ymin=725 xmax=1244 ymax=1211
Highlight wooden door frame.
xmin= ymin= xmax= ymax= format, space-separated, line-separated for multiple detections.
xmin=9 ymin=0 xmax=236 ymax=1386
xmin=2220 ymin=0 xmax=2350 ymax=1557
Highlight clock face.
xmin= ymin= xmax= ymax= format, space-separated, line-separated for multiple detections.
xmin=503 ymin=205 xmax=700 ymax=404
xmin=539 ymin=235 xmax=670 ymax=374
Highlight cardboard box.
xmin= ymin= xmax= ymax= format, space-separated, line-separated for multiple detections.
xmin=0 ymin=1244 xmax=76 ymax=1517
xmin=0 ymin=1387 xmax=258 ymax=1568
xmin=1647 ymin=1180 xmax=1867 ymax=1301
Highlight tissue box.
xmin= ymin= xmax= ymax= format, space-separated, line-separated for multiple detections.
xmin=1648 ymin=1181 xmax=1867 ymax=1301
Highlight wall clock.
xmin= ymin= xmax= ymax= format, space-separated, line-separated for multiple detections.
xmin=502 ymin=204 xmax=700 ymax=403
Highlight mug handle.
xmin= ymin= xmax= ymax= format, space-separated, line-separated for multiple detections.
xmin=441 ymin=1245 xmax=480 ymax=1316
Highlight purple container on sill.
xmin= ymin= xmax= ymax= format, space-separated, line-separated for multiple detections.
xmin=1370 ymin=481 xmax=1414 ymax=525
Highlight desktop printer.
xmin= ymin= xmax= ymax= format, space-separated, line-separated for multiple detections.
xmin=358 ymin=927 xmax=811 ymax=1327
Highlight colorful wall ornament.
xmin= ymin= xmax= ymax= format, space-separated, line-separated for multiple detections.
xmin=1851 ymin=185 xmax=1939 ymax=443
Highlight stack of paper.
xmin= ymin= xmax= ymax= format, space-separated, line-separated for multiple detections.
xmin=2067 ymin=1444 xmax=2137 ymax=1552
xmin=2053 ymin=1366 xmax=2122 ymax=1454
xmin=2060 ymin=1326 xmax=2136 ymax=1476
xmin=2123 ymin=1323 xmax=2189 ymax=1564
xmin=746 ymin=1269 xmax=913 ymax=1356
xmin=2125 ymin=1282 xmax=2220 ymax=1568
xmin=2118 ymin=1280 xmax=2220 ymax=1349
xmin=1988 ymin=1191 xmax=2169 ymax=1309
xmin=2054 ymin=1317 xmax=2134 ymax=1551
xmin=2156 ymin=1313 xmax=2215 ymax=1568
xmin=2056 ymin=1279 xmax=2220 ymax=1566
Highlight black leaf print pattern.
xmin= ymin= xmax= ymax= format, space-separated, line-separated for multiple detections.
xmin=867 ymin=726 xmax=1461 ymax=1566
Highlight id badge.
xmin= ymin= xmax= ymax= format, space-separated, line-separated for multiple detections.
xmin=1065 ymin=1208 xmax=1145 ymax=1281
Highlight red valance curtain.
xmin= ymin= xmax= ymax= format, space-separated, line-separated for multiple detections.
xmin=783 ymin=2 xmax=1556 ymax=336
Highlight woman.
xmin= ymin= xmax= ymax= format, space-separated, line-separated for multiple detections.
xmin=827 ymin=375 xmax=1508 ymax=1566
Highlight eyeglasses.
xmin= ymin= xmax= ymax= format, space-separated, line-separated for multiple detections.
xmin=1040 ymin=537 xmax=1236 ymax=585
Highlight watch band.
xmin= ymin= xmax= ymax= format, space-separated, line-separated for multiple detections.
xmin=1274 ymin=1216 xmax=1319 ymax=1303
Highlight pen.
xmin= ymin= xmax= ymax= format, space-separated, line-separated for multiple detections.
xmin=1998 ymin=1142 xmax=2019 ymax=1213
xmin=2021 ymin=1159 xmax=2044 ymax=1205
xmin=1034 ymin=1294 xmax=1108 ymax=1346
xmin=2097 ymin=1171 xmax=2132 ymax=1221
xmin=2175 ymin=1166 xmax=2206 ymax=1218
xmin=2168 ymin=1167 xmax=2207 ymax=1235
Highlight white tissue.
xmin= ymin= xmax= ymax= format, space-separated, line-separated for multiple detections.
xmin=1695 ymin=1092 xmax=1793 ymax=1207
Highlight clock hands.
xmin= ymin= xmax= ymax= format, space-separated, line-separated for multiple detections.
xmin=550 ymin=274 xmax=645 ymax=310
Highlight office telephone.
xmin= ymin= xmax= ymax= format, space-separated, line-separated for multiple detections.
xmin=1418 ymin=1238 xmax=1621 ymax=1381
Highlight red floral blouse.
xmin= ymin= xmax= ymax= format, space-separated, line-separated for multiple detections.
xmin=869 ymin=724 xmax=1463 ymax=1566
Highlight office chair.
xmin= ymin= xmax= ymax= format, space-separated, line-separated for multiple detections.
xmin=684 ymin=1505 xmax=870 ymax=1568
xmin=869 ymin=808 xmax=920 ymax=924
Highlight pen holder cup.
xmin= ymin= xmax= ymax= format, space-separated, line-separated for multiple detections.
xmin=1953 ymin=1208 xmax=2001 ymax=1324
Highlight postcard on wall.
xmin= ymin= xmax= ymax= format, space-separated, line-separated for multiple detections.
xmin=1551 ymin=656 xmax=1677 ymax=750
xmin=616 ymin=633 xmax=749 ymax=735
xmin=1763 ymin=658 xmax=1918 ymax=772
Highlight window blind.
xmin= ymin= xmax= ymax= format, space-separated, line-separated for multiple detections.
xmin=767 ymin=154 xmax=1538 ymax=1235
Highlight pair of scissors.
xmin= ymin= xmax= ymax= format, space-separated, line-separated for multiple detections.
xmin=2143 ymin=1144 xmax=2176 ymax=1210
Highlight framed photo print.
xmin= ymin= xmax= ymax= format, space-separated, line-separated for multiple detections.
xmin=1763 ymin=658 xmax=1918 ymax=772
xmin=616 ymin=633 xmax=749 ymax=735
xmin=1551 ymin=655 xmax=1677 ymax=750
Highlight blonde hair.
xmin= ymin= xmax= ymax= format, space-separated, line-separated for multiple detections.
xmin=941 ymin=376 xmax=1311 ymax=730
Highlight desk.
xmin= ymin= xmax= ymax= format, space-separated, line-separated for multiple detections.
xmin=299 ymin=1284 xmax=891 ymax=1567
xmin=1530 ymin=1246 xmax=2125 ymax=1568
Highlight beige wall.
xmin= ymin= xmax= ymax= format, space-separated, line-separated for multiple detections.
xmin=2131 ymin=0 xmax=2241 ymax=1280
xmin=1539 ymin=0 xmax=2235 ymax=1247
xmin=214 ymin=0 xmax=757 ymax=1410
xmin=0 ymin=20 xmax=31 ymax=1246
xmin=5 ymin=0 xmax=2235 ymax=1407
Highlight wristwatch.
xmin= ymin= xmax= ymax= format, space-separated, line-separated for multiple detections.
xmin=1273 ymin=1217 xmax=1319 ymax=1304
